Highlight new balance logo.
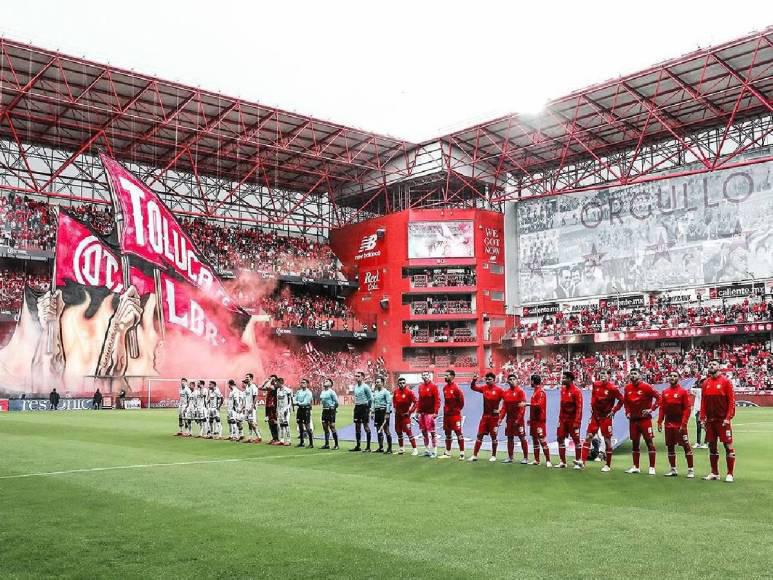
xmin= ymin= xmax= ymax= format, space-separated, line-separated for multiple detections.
xmin=359 ymin=234 xmax=378 ymax=253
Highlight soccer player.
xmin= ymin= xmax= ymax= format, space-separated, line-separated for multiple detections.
xmin=195 ymin=380 xmax=207 ymax=437
xmin=623 ymin=369 xmax=661 ymax=475
xmin=691 ymin=379 xmax=705 ymax=448
xmin=276 ymin=378 xmax=294 ymax=446
xmin=373 ymin=377 xmax=393 ymax=453
xmin=207 ymin=380 xmax=223 ymax=439
xmin=579 ymin=369 xmax=623 ymax=472
xmin=528 ymin=374 xmax=551 ymax=467
xmin=226 ymin=380 xmax=241 ymax=441
xmin=416 ymin=372 xmax=440 ymax=457
xmin=176 ymin=378 xmax=192 ymax=436
xmin=700 ymin=360 xmax=736 ymax=482
xmin=556 ymin=371 xmax=583 ymax=469
xmin=319 ymin=378 xmax=339 ymax=450
xmin=658 ymin=371 xmax=694 ymax=478
xmin=350 ymin=371 xmax=373 ymax=452
xmin=294 ymin=379 xmax=314 ymax=448
xmin=262 ymin=375 xmax=280 ymax=444
xmin=439 ymin=369 xmax=465 ymax=460
xmin=469 ymin=372 xmax=504 ymax=462
xmin=499 ymin=373 xmax=528 ymax=464
xmin=243 ymin=373 xmax=262 ymax=443
xmin=392 ymin=377 xmax=418 ymax=455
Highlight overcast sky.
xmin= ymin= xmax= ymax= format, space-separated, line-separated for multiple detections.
xmin=1 ymin=1 xmax=769 ymax=142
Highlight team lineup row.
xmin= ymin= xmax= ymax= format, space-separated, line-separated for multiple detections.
xmin=174 ymin=363 xmax=737 ymax=482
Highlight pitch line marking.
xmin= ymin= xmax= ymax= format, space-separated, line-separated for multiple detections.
xmin=0 ymin=453 xmax=318 ymax=481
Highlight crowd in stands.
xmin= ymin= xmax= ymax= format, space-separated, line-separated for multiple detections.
xmin=262 ymin=347 xmax=386 ymax=396
xmin=502 ymin=341 xmax=773 ymax=391
xmin=405 ymin=348 xmax=477 ymax=369
xmin=410 ymin=297 xmax=474 ymax=315
xmin=258 ymin=287 xmax=367 ymax=332
xmin=518 ymin=299 xmax=773 ymax=339
xmin=0 ymin=270 xmax=49 ymax=312
xmin=404 ymin=322 xmax=476 ymax=343
xmin=0 ymin=196 xmax=345 ymax=282
xmin=0 ymin=194 xmax=56 ymax=250
xmin=182 ymin=218 xmax=341 ymax=280
xmin=409 ymin=268 xmax=476 ymax=288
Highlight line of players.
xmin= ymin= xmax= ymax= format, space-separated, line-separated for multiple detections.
xmin=175 ymin=361 xmax=737 ymax=482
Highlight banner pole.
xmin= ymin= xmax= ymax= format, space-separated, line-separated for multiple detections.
xmin=46 ymin=208 xmax=60 ymax=355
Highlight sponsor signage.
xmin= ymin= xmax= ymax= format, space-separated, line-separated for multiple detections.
xmin=354 ymin=232 xmax=382 ymax=262
xmin=10 ymin=398 xmax=94 ymax=411
xmin=151 ymin=399 xmax=179 ymax=408
xmin=709 ymin=282 xmax=765 ymax=300
xmin=592 ymin=322 xmax=773 ymax=344
xmin=599 ymin=295 xmax=645 ymax=309
xmin=359 ymin=268 xmax=383 ymax=292
xmin=522 ymin=303 xmax=560 ymax=317
xmin=124 ymin=398 xmax=142 ymax=409
xmin=0 ymin=399 xmax=8 ymax=412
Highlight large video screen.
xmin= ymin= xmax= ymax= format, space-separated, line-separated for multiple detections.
xmin=408 ymin=220 xmax=474 ymax=259
xmin=509 ymin=158 xmax=773 ymax=304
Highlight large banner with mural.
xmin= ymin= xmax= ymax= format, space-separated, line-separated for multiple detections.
xmin=0 ymin=157 xmax=258 ymax=395
xmin=509 ymin=159 xmax=773 ymax=304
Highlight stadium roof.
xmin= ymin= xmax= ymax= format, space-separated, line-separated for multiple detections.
xmin=0 ymin=27 xmax=771 ymax=226
xmin=444 ymin=27 xmax=773 ymax=201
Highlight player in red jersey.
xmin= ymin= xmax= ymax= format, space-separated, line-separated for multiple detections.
xmin=498 ymin=373 xmax=529 ymax=464
xmin=579 ymin=369 xmax=623 ymax=472
xmin=700 ymin=360 xmax=736 ymax=482
xmin=392 ymin=377 xmax=419 ymax=456
xmin=658 ymin=371 xmax=695 ymax=478
xmin=469 ymin=372 xmax=504 ymax=462
xmin=439 ymin=369 xmax=466 ymax=461
xmin=528 ymin=374 xmax=552 ymax=467
xmin=416 ymin=372 xmax=441 ymax=458
xmin=556 ymin=371 xmax=583 ymax=469
xmin=623 ymin=369 xmax=661 ymax=475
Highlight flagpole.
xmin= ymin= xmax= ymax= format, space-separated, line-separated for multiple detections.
xmin=153 ymin=268 xmax=166 ymax=341
xmin=46 ymin=208 xmax=60 ymax=354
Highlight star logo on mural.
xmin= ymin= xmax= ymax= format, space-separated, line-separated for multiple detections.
xmin=583 ymin=243 xmax=605 ymax=266
xmin=647 ymin=231 xmax=671 ymax=264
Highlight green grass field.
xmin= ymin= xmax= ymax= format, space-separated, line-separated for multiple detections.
xmin=1 ymin=406 xmax=772 ymax=579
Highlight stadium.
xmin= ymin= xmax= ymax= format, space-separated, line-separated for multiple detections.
xmin=1 ymin=7 xmax=772 ymax=578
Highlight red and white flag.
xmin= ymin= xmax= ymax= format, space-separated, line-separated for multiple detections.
xmin=100 ymin=154 xmax=239 ymax=312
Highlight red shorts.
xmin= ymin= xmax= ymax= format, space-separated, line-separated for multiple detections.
xmin=395 ymin=414 xmax=413 ymax=434
xmin=266 ymin=408 xmax=277 ymax=421
xmin=664 ymin=425 xmax=689 ymax=447
xmin=529 ymin=422 xmax=546 ymax=438
xmin=704 ymin=420 xmax=733 ymax=445
xmin=557 ymin=420 xmax=580 ymax=441
xmin=418 ymin=413 xmax=436 ymax=433
xmin=477 ymin=415 xmax=499 ymax=436
xmin=443 ymin=414 xmax=462 ymax=433
xmin=629 ymin=418 xmax=654 ymax=441
xmin=505 ymin=419 xmax=526 ymax=438
xmin=586 ymin=416 xmax=613 ymax=439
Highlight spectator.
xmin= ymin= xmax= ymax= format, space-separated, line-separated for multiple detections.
xmin=49 ymin=388 xmax=60 ymax=410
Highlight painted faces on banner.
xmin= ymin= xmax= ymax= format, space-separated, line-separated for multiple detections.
xmin=100 ymin=155 xmax=237 ymax=311
xmin=55 ymin=212 xmax=124 ymax=292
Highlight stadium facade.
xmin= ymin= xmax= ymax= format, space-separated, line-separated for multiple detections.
xmin=0 ymin=28 xmax=771 ymax=384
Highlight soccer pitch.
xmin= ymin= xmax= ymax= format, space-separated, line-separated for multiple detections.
xmin=1 ymin=408 xmax=772 ymax=579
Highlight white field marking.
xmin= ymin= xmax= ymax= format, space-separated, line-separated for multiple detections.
xmin=0 ymin=453 xmax=318 ymax=481
xmin=733 ymin=422 xmax=773 ymax=427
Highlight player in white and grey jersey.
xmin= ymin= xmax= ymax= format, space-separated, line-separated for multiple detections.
xmin=207 ymin=380 xmax=223 ymax=439
xmin=243 ymin=373 xmax=262 ymax=443
xmin=194 ymin=381 xmax=208 ymax=437
xmin=226 ymin=380 xmax=243 ymax=441
xmin=177 ymin=378 xmax=192 ymax=436
xmin=276 ymin=379 xmax=294 ymax=445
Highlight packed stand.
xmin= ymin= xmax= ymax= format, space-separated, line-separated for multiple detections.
xmin=183 ymin=218 xmax=342 ymax=280
xmin=259 ymin=287 xmax=367 ymax=332
xmin=517 ymin=299 xmax=773 ymax=339
xmin=0 ymin=194 xmax=56 ymax=250
xmin=0 ymin=270 xmax=50 ymax=312
xmin=502 ymin=342 xmax=773 ymax=390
